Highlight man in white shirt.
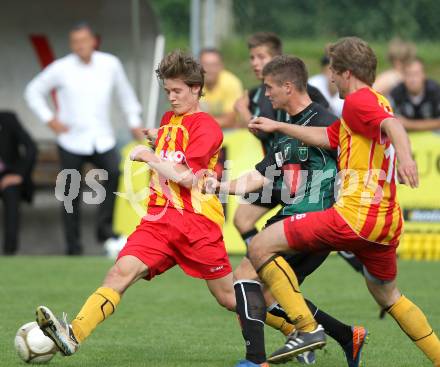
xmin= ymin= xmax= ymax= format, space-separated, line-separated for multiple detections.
xmin=25 ymin=23 xmax=144 ymax=255
xmin=308 ymin=55 xmax=344 ymax=117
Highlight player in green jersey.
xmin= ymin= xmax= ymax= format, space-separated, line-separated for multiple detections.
xmin=206 ymin=55 xmax=367 ymax=367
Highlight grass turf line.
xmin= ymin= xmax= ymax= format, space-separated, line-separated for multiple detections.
xmin=0 ymin=255 xmax=438 ymax=366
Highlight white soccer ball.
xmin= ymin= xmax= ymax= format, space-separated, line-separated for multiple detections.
xmin=104 ymin=236 xmax=127 ymax=259
xmin=14 ymin=321 xmax=58 ymax=364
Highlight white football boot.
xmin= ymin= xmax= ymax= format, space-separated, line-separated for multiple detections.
xmin=36 ymin=306 xmax=79 ymax=356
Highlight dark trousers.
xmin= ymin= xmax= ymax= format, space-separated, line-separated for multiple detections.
xmin=0 ymin=184 xmax=21 ymax=255
xmin=58 ymin=146 xmax=120 ymax=255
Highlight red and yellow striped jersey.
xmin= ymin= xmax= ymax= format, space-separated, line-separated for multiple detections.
xmin=146 ymin=111 xmax=225 ymax=227
xmin=326 ymin=88 xmax=403 ymax=245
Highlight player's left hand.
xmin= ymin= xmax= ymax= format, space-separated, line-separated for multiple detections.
xmin=141 ymin=128 xmax=159 ymax=148
xmin=397 ymin=158 xmax=419 ymax=188
xmin=129 ymin=145 xmax=157 ymax=163
xmin=248 ymin=116 xmax=280 ymax=133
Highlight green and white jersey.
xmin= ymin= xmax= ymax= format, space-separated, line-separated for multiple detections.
xmin=249 ymin=84 xmax=330 ymax=153
xmin=255 ymin=102 xmax=337 ymax=216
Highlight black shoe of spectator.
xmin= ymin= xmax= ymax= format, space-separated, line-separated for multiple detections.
xmin=66 ymin=246 xmax=83 ymax=256
xmin=97 ymin=229 xmax=119 ymax=243
xmin=3 ymin=250 xmax=17 ymax=256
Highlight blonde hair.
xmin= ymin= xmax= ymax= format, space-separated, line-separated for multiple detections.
xmin=388 ymin=38 xmax=416 ymax=65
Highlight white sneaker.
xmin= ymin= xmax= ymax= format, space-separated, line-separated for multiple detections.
xmin=36 ymin=306 xmax=79 ymax=356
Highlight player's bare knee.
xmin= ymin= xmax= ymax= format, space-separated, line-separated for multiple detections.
xmin=102 ymin=265 xmax=129 ymax=293
xmin=248 ymin=235 xmax=270 ymax=269
xmin=233 ymin=267 xmax=257 ymax=282
xmin=216 ymin=293 xmax=236 ymax=311
xmin=233 ymin=259 xmax=258 ymax=282
xmin=103 ymin=260 xmax=147 ymax=294
xmin=233 ymin=266 xmax=251 ymax=282
xmin=233 ymin=212 xmax=254 ymax=233
xmin=366 ymin=276 xmax=400 ymax=308
xmin=382 ymin=286 xmax=401 ymax=307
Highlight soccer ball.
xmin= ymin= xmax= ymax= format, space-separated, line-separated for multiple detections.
xmin=104 ymin=235 xmax=127 ymax=259
xmin=14 ymin=321 xmax=58 ymax=363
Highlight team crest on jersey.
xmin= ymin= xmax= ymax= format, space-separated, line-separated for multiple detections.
xmin=283 ymin=145 xmax=292 ymax=161
xmin=298 ymin=144 xmax=308 ymax=162
xmin=275 ymin=151 xmax=284 ymax=167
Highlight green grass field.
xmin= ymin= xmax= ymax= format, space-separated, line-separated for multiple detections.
xmin=1 ymin=255 xmax=438 ymax=366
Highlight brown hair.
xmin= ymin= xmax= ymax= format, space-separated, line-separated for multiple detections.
xmin=156 ymin=50 xmax=205 ymax=97
xmin=199 ymin=47 xmax=223 ymax=60
xmin=403 ymin=56 xmax=425 ymax=70
xmin=262 ymin=55 xmax=308 ymax=92
xmin=388 ymin=38 xmax=416 ymax=64
xmin=328 ymin=37 xmax=377 ymax=86
xmin=248 ymin=32 xmax=282 ymax=56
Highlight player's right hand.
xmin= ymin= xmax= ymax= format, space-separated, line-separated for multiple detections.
xmin=129 ymin=145 xmax=156 ymax=163
xmin=47 ymin=118 xmax=69 ymax=134
xmin=248 ymin=116 xmax=280 ymax=133
xmin=202 ymin=175 xmax=220 ymax=194
xmin=397 ymin=158 xmax=419 ymax=188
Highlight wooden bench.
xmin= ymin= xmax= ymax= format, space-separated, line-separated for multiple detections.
xmin=32 ymin=141 xmax=59 ymax=188
xmin=32 ymin=141 xmax=101 ymax=189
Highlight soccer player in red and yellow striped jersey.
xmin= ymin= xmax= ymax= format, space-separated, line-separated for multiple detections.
xmin=34 ymin=51 xmax=239 ymax=358
xmin=327 ymin=87 xmax=402 ymax=246
xmin=247 ymin=37 xmax=440 ymax=366
xmin=144 ymin=109 xmax=225 ymax=227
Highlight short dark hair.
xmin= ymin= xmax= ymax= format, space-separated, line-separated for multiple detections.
xmin=199 ymin=47 xmax=223 ymax=60
xmin=403 ymin=56 xmax=424 ymax=69
xmin=328 ymin=37 xmax=377 ymax=86
xmin=70 ymin=22 xmax=95 ymax=36
xmin=156 ymin=50 xmax=205 ymax=97
xmin=262 ymin=55 xmax=308 ymax=92
xmin=320 ymin=55 xmax=330 ymax=67
xmin=247 ymin=32 xmax=282 ymax=56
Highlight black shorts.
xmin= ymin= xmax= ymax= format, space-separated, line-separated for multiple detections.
xmin=265 ymin=214 xmax=330 ymax=284
xmin=241 ymin=186 xmax=282 ymax=209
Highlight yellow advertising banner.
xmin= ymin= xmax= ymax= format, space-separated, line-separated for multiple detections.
xmin=397 ymin=131 xmax=440 ymax=231
xmin=218 ymin=130 xmax=280 ymax=254
xmin=397 ymin=132 xmax=440 ymax=260
xmin=114 ymin=130 xmax=440 ymax=260
xmin=114 ymin=142 xmax=149 ymax=236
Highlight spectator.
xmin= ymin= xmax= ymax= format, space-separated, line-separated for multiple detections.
xmin=390 ymin=57 xmax=440 ymax=132
xmin=234 ymin=32 xmax=283 ymax=133
xmin=231 ymin=31 xmax=331 ymax=265
xmin=374 ymin=38 xmax=416 ymax=96
xmin=308 ymin=55 xmax=344 ymax=116
xmin=25 ymin=23 xmax=144 ymax=255
xmin=0 ymin=112 xmax=37 ymax=255
xmin=199 ymin=48 xmax=243 ymax=128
